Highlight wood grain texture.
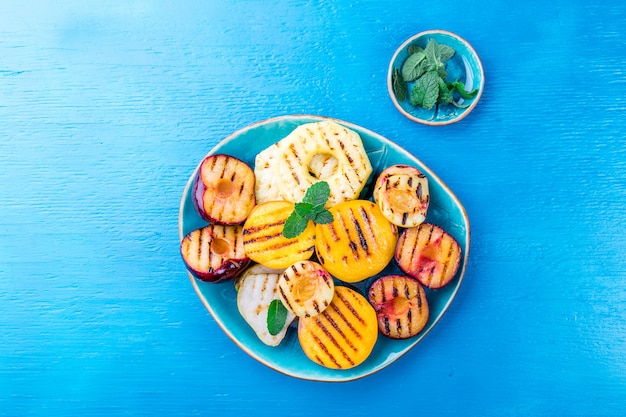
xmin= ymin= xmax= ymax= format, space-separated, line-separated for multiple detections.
xmin=1 ymin=0 xmax=625 ymax=416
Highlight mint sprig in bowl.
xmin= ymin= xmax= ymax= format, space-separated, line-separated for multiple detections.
xmin=388 ymin=30 xmax=484 ymax=126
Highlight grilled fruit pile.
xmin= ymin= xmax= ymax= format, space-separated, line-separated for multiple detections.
xmin=253 ymin=121 xmax=372 ymax=207
xmin=298 ymin=286 xmax=378 ymax=369
xmin=315 ymin=200 xmax=398 ymax=283
xmin=181 ymin=121 xmax=465 ymax=371
xmin=368 ymin=275 xmax=429 ymax=339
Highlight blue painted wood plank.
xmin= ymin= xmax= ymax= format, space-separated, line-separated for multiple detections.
xmin=1 ymin=0 xmax=625 ymax=416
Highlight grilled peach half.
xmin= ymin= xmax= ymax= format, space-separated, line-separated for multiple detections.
xmin=180 ymin=224 xmax=250 ymax=283
xmin=278 ymin=260 xmax=335 ymax=318
xmin=315 ymin=200 xmax=397 ymax=283
xmin=193 ymin=154 xmax=256 ymax=224
xmin=242 ymin=201 xmax=316 ymax=269
xmin=298 ymin=286 xmax=378 ymax=369
xmin=395 ymin=223 xmax=461 ymax=289
xmin=373 ymin=164 xmax=429 ymax=228
xmin=368 ymin=275 xmax=429 ymax=339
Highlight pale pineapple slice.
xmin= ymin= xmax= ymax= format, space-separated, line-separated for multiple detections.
xmin=253 ymin=121 xmax=372 ymax=207
xmin=276 ymin=121 xmax=372 ymax=207
xmin=253 ymin=143 xmax=284 ymax=204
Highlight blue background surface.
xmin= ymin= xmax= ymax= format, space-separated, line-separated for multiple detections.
xmin=1 ymin=1 xmax=625 ymax=415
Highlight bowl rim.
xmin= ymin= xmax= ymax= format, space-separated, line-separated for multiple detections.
xmin=387 ymin=29 xmax=485 ymax=126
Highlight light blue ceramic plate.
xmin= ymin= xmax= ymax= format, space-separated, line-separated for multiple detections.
xmin=178 ymin=115 xmax=470 ymax=382
xmin=388 ymin=30 xmax=484 ymax=125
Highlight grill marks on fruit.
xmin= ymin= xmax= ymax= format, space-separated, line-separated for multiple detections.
xmin=181 ymin=224 xmax=245 ymax=276
xmin=285 ymin=142 xmax=302 ymax=186
xmin=396 ymin=223 xmax=461 ymax=289
xmin=368 ymin=275 xmax=429 ymax=339
xmin=334 ymin=207 xmax=373 ymax=260
xmin=309 ymin=298 xmax=369 ymax=369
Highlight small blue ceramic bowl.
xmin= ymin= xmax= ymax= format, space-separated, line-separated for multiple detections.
xmin=388 ymin=30 xmax=484 ymax=125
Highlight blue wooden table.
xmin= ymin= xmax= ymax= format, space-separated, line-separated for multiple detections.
xmin=2 ymin=1 xmax=625 ymax=415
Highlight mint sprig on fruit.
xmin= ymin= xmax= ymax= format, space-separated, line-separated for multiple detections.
xmin=267 ymin=299 xmax=289 ymax=336
xmin=282 ymin=181 xmax=333 ymax=238
xmin=394 ymin=39 xmax=478 ymax=110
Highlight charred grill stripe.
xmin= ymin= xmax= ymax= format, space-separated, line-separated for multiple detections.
xmin=359 ymin=206 xmax=378 ymax=252
xmin=315 ymin=314 xmax=355 ymax=366
xmin=351 ymin=208 xmax=369 ymax=254
xmin=311 ymin=333 xmax=341 ymax=369
xmin=440 ymin=238 xmax=457 ymax=284
xmin=336 ymin=291 xmax=366 ymax=328
xmin=327 ymin=223 xmax=339 ymax=242
xmin=408 ymin=176 xmax=413 ymax=187
xmin=243 ymin=220 xmax=285 ymax=234
xmin=324 ymin=307 xmax=358 ymax=353
xmin=407 ymin=308 xmax=413 ymax=334
xmin=383 ymin=316 xmax=391 ymax=335
xmin=279 ymin=287 xmax=295 ymax=313
xmin=402 ymin=212 xmax=408 ymax=225
xmin=416 ymin=182 xmax=423 ymax=200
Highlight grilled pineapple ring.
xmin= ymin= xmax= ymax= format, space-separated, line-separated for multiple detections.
xmin=255 ymin=121 xmax=372 ymax=207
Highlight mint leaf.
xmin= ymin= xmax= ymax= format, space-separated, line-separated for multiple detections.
xmin=408 ymin=44 xmax=423 ymax=55
xmin=424 ymin=39 xmax=440 ymax=65
xmin=452 ymin=80 xmax=479 ymax=99
xmin=294 ymin=202 xmax=313 ymax=217
xmin=392 ymin=68 xmax=407 ymax=102
xmin=401 ymin=51 xmax=426 ymax=82
xmin=313 ymin=210 xmax=334 ymax=224
xmin=438 ymin=78 xmax=453 ymax=105
xmin=410 ymin=70 xmax=440 ymax=109
xmin=437 ymin=43 xmax=456 ymax=63
xmin=282 ymin=181 xmax=333 ymax=238
xmin=267 ymin=299 xmax=288 ymax=336
xmin=303 ymin=181 xmax=330 ymax=207
xmin=282 ymin=211 xmax=310 ymax=239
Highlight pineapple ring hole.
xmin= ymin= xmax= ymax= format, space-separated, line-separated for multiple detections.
xmin=215 ymin=178 xmax=234 ymax=198
xmin=211 ymin=237 xmax=231 ymax=256
xmin=308 ymin=153 xmax=339 ymax=180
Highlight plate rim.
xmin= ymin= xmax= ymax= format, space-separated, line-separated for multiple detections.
xmin=387 ymin=29 xmax=485 ymax=126
xmin=178 ymin=114 xmax=471 ymax=382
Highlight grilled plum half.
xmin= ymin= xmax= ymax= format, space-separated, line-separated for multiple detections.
xmin=192 ymin=154 xmax=256 ymax=224
xmin=395 ymin=223 xmax=461 ymax=289
xmin=180 ymin=224 xmax=250 ymax=283
xmin=368 ymin=275 xmax=429 ymax=339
